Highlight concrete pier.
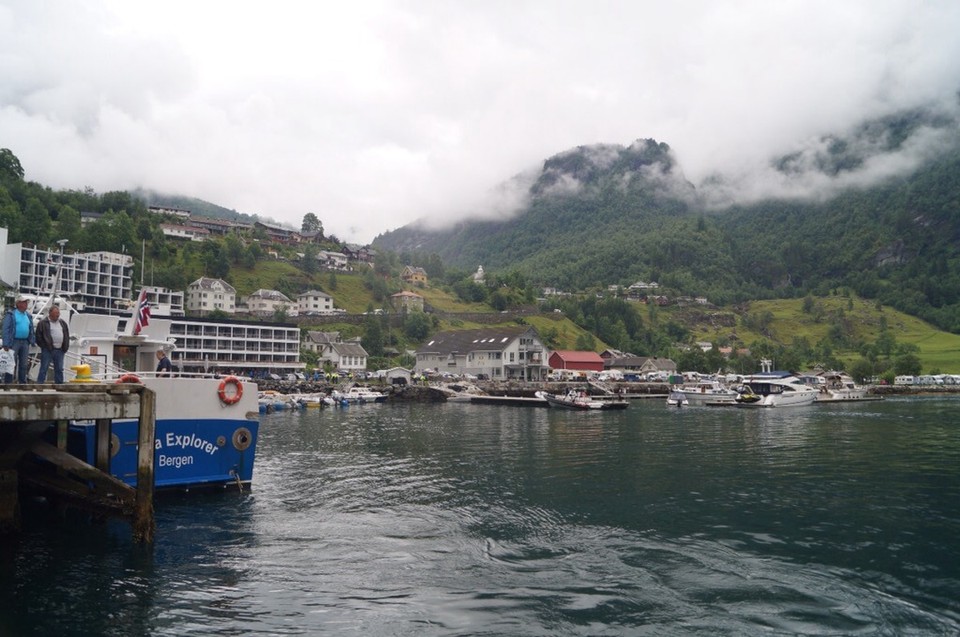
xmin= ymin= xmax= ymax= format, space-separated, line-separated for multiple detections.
xmin=0 ymin=384 xmax=157 ymax=543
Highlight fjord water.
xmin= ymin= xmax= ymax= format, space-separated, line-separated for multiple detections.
xmin=3 ymin=398 xmax=960 ymax=635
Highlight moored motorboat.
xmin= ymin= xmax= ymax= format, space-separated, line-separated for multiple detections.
xmin=737 ymin=372 xmax=818 ymax=407
xmin=814 ymin=371 xmax=871 ymax=401
xmin=670 ymin=380 xmax=738 ymax=406
xmin=336 ymin=386 xmax=389 ymax=403
xmin=666 ymin=389 xmax=689 ymax=407
xmin=537 ymin=390 xmax=628 ymax=410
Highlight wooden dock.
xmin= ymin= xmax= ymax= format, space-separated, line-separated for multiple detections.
xmin=0 ymin=384 xmax=156 ymax=543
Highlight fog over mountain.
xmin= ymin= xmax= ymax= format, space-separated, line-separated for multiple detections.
xmin=2 ymin=1 xmax=959 ymax=241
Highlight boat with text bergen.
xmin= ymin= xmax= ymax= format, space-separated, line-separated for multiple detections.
xmin=25 ymin=292 xmax=260 ymax=491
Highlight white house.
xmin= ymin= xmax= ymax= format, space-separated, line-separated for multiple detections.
xmin=160 ymin=223 xmax=209 ymax=242
xmin=246 ymin=288 xmax=293 ymax=317
xmin=298 ymin=290 xmax=334 ymax=315
xmin=415 ymin=326 xmax=549 ymax=381
xmin=186 ymin=277 xmax=236 ymax=315
xmin=304 ymin=331 xmax=368 ymax=371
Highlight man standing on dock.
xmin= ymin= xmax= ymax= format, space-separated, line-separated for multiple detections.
xmin=36 ymin=305 xmax=70 ymax=384
xmin=2 ymin=294 xmax=36 ymax=383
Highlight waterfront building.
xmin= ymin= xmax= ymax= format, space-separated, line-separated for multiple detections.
xmin=304 ymin=331 xmax=368 ymax=371
xmin=414 ymin=326 xmax=548 ymax=381
xmin=606 ymin=355 xmax=677 ymax=375
xmin=548 ymin=350 xmax=605 ymax=372
xmin=162 ymin=315 xmax=302 ymax=375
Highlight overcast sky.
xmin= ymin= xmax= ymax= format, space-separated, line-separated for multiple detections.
xmin=1 ymin=1 xmax=959 ymax=242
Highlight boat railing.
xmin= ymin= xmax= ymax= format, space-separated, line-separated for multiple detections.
xmin=56 ymin=350 xmax=250 ymax=383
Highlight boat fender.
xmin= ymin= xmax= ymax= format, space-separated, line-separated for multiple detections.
xmin=218 ymin=376 xmax=244 ymax=405
xmin=116 ymin=374 xmax=142 ymax=384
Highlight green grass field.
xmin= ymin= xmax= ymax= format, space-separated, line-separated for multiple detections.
xmin=689 ymin=295 xmax=960 ymax=373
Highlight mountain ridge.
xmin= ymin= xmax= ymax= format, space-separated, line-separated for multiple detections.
xmin=374 ymin=109 xmax=960 ymax=330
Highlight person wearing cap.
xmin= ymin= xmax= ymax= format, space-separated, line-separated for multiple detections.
xmin=2 ymin=294 xmax=37 ymax=383
xmin=36 ymin=305 xmax=70 ymax=384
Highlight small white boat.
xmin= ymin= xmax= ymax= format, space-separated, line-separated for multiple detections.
xmin=293 ymin=393 xmax=327 ymax=408
xmin=666 ymin=390 xmax=689 ymax=407
xmin=537 ymin=390 xmax=628 ymax=410
xmin=338 ymin=386 xmax=389 ymax=403
xmin=815 ymin=371 xmax=870 ymax=401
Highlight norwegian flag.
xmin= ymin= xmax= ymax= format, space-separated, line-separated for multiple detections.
xmin=134 ymin=289 xmax=151 ymax=335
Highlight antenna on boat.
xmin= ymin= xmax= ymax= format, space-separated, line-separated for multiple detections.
xmin=34 ymin=239 xmax=68 ymax=318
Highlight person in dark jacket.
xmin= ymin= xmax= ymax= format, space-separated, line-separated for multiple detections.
xmin=156 ymin=349 xmax=172 ymax=376
xmin=36 ymin=305 xmax=70 ymax=383
xmin=2 ymin=294 xmax=37 ymax=383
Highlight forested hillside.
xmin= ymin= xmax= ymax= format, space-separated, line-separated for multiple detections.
xmin=375 ymin=114 xmax=960 ymax=332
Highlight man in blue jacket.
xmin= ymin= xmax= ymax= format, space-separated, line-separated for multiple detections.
xmin=2 ymin=294 xmax=37 ymax=383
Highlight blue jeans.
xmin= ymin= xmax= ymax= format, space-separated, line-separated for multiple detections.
xmin=38 ymin=348 xmax=66 ymax=384
xmin=12 ymin=339 xmax=30 ymax=383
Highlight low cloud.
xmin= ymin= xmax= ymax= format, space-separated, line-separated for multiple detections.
xmin=1 ymin=1 xmax=959 ymax=241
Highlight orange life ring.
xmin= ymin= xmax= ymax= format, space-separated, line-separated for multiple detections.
xmin=116 ymin=374 xmax=142 ymax=384
xmin=218 ymin=376 xmax=243 ymax=405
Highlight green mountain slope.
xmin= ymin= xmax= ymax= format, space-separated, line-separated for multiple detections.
xmin=375 ymin=113 xmax=960 ymax=331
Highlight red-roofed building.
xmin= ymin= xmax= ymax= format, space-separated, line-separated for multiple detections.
xmin=548 ymin=350 xmax=605 ymax=372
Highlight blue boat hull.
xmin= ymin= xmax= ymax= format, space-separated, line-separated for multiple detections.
xmin=67 ymin=418 xmax=259 ymax=490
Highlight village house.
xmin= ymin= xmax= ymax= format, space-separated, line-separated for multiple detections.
xmin=391 ymin=290 xmax=425 ymax=312
xmin=343 ymin=243 xmax=376 ymax=264
xmin=147 ymin=205 xmax=191 ymax=219
xmin=297 ymin=290 xmax=335 ymax=315
xmin=160 ymin=223 xmax=210 ymax=242
xmin=400 ymin=266 xmax=428 ymax=286
xmin=186 ymin=277 xmax=236 ymax=315
xmin=317 ymin=250 xmax=350 ymax=270
xmin=303 ymin=331 xmax=340 ymax=354
xmin=605 ymin=356 xmax=677 ymax=375
xmin=245 ymin=289 xmax=294 ymax=317
xmin=255 ymin=221 xmax=301 ymax=245
xmin=415 ymin=326 xmax=549 ymax=381
xmin=303 ymin=331 xmax=368 ymax=371
xmin=188 ymin=215 xmax=243 ymax=236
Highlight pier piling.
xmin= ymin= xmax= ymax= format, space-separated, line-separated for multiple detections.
xmin=0 ymin=384 xmax=157 ymax=542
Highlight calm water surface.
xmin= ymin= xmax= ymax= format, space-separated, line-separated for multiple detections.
xmin=2 ymin=396 xmax=960 ymax=635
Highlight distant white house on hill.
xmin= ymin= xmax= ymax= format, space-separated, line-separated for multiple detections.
xmin=186 ymin=277 xmax=236 ymax=315
xmin=245 ymin=289 xmax=294 ymax=317
xmin=298 ymin=290 xmax=335 ymax=315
